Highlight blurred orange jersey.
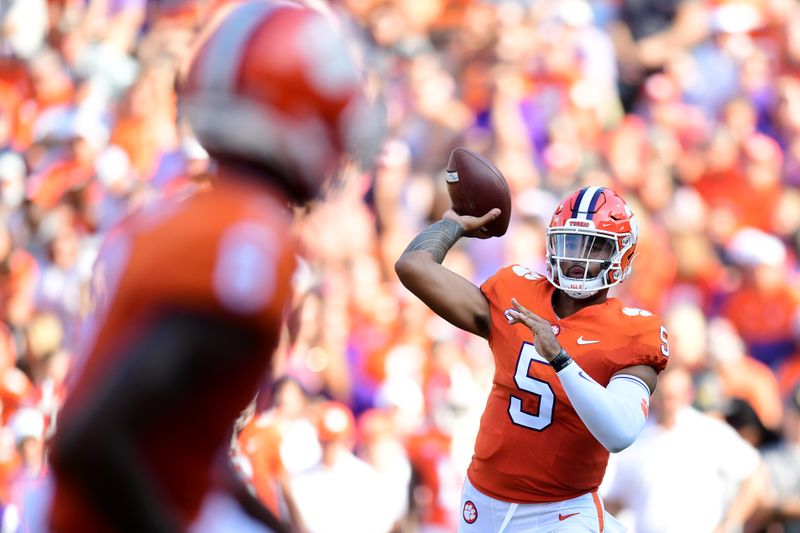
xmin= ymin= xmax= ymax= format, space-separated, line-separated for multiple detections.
xmin=50 ymin=178 xmax=297 ymax=532
xmin=469 ymin=266 xmax=669 ymax=503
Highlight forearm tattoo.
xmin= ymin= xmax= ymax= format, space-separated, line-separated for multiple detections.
xmin=403 ymin=219 xmax=464 ymax=264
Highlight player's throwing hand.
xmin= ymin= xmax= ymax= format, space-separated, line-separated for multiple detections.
xmin=506 ymin=298 xmax=562 ymax=360
xmin=443 ymin=208 xmax=501 ymax=239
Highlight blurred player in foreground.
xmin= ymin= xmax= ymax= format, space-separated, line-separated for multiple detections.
xmin=47 ymin=2 xmax=372 ymax=532
xmin=396 ymin=186 xmax=669 ymax=531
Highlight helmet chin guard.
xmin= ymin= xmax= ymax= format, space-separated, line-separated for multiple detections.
xmin=564 ymin=287 xmax=598 ymax=300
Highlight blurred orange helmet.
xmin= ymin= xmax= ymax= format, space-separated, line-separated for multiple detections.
xmin=316 ymin=401 xmax=355 ymax=444
xmin=180 ymin=0 xmax=377 ymax=202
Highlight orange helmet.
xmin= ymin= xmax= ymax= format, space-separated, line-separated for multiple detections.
xmin=180 ymin=1 xmax=376 ymax=202
xmin=546 ymin=186 xmax=639 ymax=299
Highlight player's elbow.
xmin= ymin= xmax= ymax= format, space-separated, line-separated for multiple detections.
xmin=394 ymin=254 xmax=411 ymax=281
xmin=600 ymin=418 xmax=641 ymax=453
xmin=394 ymin=251 xmax=426 ymax=286
xmin=604 ymin=435 xmax=636 ymax=454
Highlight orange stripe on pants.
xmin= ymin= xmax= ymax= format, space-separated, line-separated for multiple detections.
xmin=591 ymin=492 xmax=604 ymax=532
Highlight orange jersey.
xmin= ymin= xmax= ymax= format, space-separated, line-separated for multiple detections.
xmin=50 ymin=178 xmax=297 ymax=532
xmin=468 ymin=266 xmax=668 ymax=503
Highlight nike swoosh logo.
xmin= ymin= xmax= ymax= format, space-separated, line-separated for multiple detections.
xmin=576 ymin=336 xmax=599 ymax=345
xmin=578 ymin=371 xmax=594 ymax=383
xmin=559 ymin=512 xmax=580 ymax=521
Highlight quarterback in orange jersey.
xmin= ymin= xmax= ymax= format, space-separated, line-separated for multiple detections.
xmin=396 ymin=186 xmax=669 ymax=532
xmin=48 ymin=2 xmax=372 ymax=533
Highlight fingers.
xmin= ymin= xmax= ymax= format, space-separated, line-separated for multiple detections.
xmin=509 ymin=299 xmax=550 ymax=333
xmin=476 ymin=208 xmax=501 ymax=226
xmin=506 ymin=309 xmax=543 ymax=332
xmin=504 ymin=309 xmax=519 ymax=324
xmin=508 ymin=299 xmax=562 ymax=359
xmin=511 ymin=298 xmax=544 ymax=323
xmin=505 ymin=309 xmax=524 ymax=325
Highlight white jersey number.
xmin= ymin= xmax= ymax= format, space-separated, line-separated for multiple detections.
xmin=508 ymin=342 xmax=555 ymax=431
xmin=660 ymin=325 xmax=670 ymax=357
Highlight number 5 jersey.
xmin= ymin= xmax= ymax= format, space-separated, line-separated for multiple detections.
xmin=468 ymin=265 xmax=669 ymax=503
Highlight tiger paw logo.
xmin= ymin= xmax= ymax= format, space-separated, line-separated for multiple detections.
xmin=463 ymin=500 xmax=478 ymax=524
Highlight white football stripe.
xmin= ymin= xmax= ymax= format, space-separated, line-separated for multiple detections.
xmin=576 ymin=186 xmax=602 ymax=220
xmin=198 ymin=2 xmax=284 ymax=91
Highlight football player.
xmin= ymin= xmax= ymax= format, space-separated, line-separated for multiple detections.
xmin=48 ymin=2 xmax=372 ymax=532
xmin=395 ymin=186 xmax=669 ymax=532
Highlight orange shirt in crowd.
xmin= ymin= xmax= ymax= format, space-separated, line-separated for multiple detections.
xmin=237 ymin=414 xmax=284 ymax=518
xmin=0 ymin=248 xmax=39 ymax=328
xmin=26 ymin=160 xmax=94 ymax=209
xmin=723 ymin=284 xmax=800 ymax=368
xmin=777 ymin=355 xmax=800 ymax=398
xmin=405 ymin=426 xmax=456 ymax=530
xmin=718 ymin=355 xmax=784 ymax=430
xmin=694 ymin=169 xmax=782 ymax=234
xmin=618 ymin=221 xmax=677 ymax=312
xmin=110 ymin=116 xmax=162 ymax=179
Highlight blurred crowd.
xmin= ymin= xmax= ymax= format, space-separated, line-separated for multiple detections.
xmin=0 ymin=0 xmax=799 ymax=531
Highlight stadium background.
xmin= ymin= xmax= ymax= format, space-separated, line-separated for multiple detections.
xmin=0 ymin=0 xmax=798 ymax=531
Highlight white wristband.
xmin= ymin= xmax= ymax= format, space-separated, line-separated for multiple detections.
xmin=557 ymin=361 xmax=650 ymax=453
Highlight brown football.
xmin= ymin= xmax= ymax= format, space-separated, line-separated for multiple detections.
xmin=446 ymin=147 xmax=512 ymax=237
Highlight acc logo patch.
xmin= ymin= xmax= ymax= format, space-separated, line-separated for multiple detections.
xmin=463 ymin=500 xmax=478 ymax=524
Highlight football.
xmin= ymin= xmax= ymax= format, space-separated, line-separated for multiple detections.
xmin=446 ymin=147 xmax=512 ymax=237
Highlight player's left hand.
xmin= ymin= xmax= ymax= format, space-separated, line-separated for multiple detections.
xmin=506 ymin=298 xmax=562 ymax=361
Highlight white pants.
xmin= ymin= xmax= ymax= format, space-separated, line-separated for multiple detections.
xmin=458 ymin=477 xmax=626 ymax=533
xmin=189 ymin=490 xmax=275 ymax=533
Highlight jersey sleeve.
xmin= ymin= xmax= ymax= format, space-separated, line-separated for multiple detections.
xmin=600 ymin=306 xmax=670 ymax=375
xmin=626 ymin=314 xmax=670 ymax=374
xmin=480 ymin=264 xmax=541 ymax=302
xmin=480 ymin=265 xmax=511 ymax=302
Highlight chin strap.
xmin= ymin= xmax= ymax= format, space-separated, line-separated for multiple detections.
xmin=563 ymin=288 xmax=599 ymax=299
